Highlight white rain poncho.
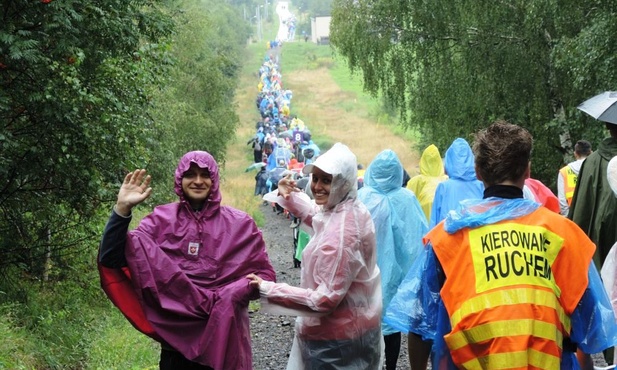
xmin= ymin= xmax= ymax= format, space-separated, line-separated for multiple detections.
xmin=262 ymin=143 xmax=383 ymax=370
xmin=357 ymin=149 xmax=428 ymax=336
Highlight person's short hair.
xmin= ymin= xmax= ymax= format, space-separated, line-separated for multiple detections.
xmin=473 ymin=120 xmax=533 ymax=186
xmin=574 ymin=140 xmax=592 ymax=157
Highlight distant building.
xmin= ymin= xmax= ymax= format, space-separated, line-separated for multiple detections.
xmin=310 ymin=16 xmax=331 ymax=45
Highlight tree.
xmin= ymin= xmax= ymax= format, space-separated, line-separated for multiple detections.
xmin=0 ymin=0 xmax=254 ymax=291
xmin=0 ymin=0 xmax=174 ymax=286
xmin=146 ymin=0 xmax=251 ymax=198
xmin=330 ymin=0 xmax=617 ymax=187
xmin=296 ymin=0 xmax=333 ymax=17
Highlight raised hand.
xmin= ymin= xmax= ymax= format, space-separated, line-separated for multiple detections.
xmin=277 ymin=173 xmax=300 ymax=200
xmin=115 ymin=169 xmax=152 ymax=216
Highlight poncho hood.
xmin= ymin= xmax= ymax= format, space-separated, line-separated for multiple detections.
xmin=444 ymin=138 xmax=477 ymax=181
xmin=419 ymin=144 xmax=445 ymax=177
xmin=303 ymin=142 xmax=358 ymax=209
xmin=364 ymin=149 xmax=403 ymax=193
xmin=174 ymin=150 xmax=222 ymax=207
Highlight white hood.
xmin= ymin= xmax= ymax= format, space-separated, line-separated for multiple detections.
xmin=609 ymin=156 xmax=617 ymax=197
xmin=303 ymin=142 xmax=358 ymax=209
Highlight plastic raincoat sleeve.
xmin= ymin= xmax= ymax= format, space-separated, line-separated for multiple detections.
xmin=570 ymin=261 xmax=617 ymax=353
xmin=383 ymin=243 xmax=441 ymax=341
xmin=601 ymin=242 xmax=617 ymax=314
xmin=258 ymin=237 xmax=363 ymax=317
xmin=263 ymin=189 xmax=318 ymax=229
xmin=429 ymin=182 xmax=445 ymax=229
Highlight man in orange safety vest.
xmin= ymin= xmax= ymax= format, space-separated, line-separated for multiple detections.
xmin=384 ymin=121 xmax=617 ymax=370
xmin=557 ymin=140 xmax=592 ymax=216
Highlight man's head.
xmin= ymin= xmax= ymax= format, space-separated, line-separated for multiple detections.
xmin=574 ymin=140 xmax=592 ymax=159
xmin=473 ymin=120 xmax=532 ymax=188
xmin=174 ymin=151 xmax=221 ymax=209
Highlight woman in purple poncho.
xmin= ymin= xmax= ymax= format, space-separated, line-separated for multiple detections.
xmin=98 ymin=151 xmax=276 ymax=370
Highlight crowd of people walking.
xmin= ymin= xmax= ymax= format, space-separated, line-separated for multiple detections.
xmin=244 ymin=37 xmax=617 ymax=368
xmin=97 ymin=2 xmax=617 ymax=366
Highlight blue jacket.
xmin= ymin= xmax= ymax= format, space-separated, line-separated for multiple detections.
xmin=385 ymin=195 xmax=617 ymax=369
xmin=429 ymin=138 xmax=484 ymax=228
xmin=358 ymin=149 xmax=428 ymax=335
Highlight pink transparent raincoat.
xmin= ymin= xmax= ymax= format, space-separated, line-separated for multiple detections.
xmin=262 ymin=143 xmax=383 ymax=369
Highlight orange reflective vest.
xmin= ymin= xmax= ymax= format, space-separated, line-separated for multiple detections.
xmin=559 ymin=165 xmax=577 ymax=206
xmin=426 ymin=206 xmax=594 ymax=369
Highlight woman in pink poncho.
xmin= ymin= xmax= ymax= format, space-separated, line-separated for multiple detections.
xmin=248 ymin=142 xmax=383 ymax=369
xmin=98 ymin=151 xmax=275 ymax=370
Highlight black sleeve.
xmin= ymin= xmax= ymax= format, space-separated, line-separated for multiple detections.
xmin=98 ymin=209 xmax=132 ymax=268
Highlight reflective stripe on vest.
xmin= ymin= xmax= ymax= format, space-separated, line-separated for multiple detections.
xmin=427 ymin=207 xmax=594 ymax=369
xmin=460 ymin=348 xmax=560 ymax=369
xmin=559 ymin=166 xmax=577 ymax=205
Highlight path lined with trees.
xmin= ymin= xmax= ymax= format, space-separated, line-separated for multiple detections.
xmin=1 ymin=0 xmax=616 ymax=367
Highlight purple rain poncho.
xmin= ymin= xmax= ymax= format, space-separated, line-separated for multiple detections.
xmin=125 ymin=151 xmax=275 ymax=369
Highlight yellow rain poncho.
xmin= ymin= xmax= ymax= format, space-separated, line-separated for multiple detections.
xmin=406 ymin=144 xmax=448 ymax=221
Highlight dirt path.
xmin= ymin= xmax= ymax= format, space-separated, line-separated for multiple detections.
xmin=230 ymin=45 xmax=417 ymax=370
xmin=228 ymin=49 xmax=420 ymax=185
xmin=233 ymin=46 xmax=609 ymax=370
xmin=279 ymin=68 xmax=420 ymax=170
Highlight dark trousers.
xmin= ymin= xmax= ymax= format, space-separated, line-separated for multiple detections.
xmin=304 ymin=328 xmax=381 ymax=369
xmin=384 ymin=332 xmax=401 ymax=370
xmin=159 ymin=349 xmax=213 ymax=370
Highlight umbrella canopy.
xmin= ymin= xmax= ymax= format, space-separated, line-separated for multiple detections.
xmin=577 ymin=91 xmax=617 ymax=124
xmin=244 ymin=162 xmax=266 ymax=172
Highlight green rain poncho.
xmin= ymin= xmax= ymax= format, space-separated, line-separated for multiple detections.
xmin=568 ymin=136 xmax=617 ymax=268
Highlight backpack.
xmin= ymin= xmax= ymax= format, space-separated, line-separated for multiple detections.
xmin=295 ymin=145 xmax=305 ymax=163
xmin=303 ymin=148 xmax=315 ymax=159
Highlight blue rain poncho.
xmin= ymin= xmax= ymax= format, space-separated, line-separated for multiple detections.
xmin=429 ymin=138 xmax=484 ymax=228
xmin=358 ymin=150 xmax=428 ymax=336
xmin=384 ymin=196 xmax=617 ymax=369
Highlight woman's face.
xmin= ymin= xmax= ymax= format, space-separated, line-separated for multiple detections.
xmin=310 ymin=167 xmax=332 ymax=206
xmin=182 ymin=164 xmax=212 ymax=209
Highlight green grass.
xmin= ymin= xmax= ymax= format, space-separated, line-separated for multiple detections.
xmin=279 ymin=42 xmax=335 ymax=72
xmin=84 ymin=310 xmax=159 ymax=370
xmin=0 ymin=305 xmax=38 ymax=369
